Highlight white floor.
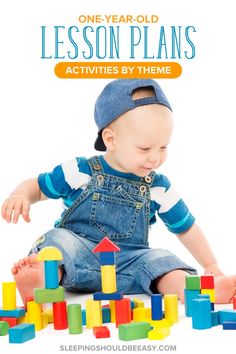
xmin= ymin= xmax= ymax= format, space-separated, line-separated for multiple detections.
xmin=0 ymin=291 xmax=235 ymax=354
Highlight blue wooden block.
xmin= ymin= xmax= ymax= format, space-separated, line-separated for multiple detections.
xmin=93 ymin=292 xmax=123 ymax=301
xmin=100 ymin=252 xmax=115 ymax=265
xmin=197 ymin=294 xmax=210 ymax=299
xmin=82 ymin=309 xmax=86 ymax=325
xmin=44 ymin=260 xmax=59 ymax=289
xmin=184 ymin=289 xmax=200 ymax=317
xmin=192 ymin=298 xmax=211 ymax=330
xmin=151 ymin=294 xmax=162 ymax=320
xmin=0 ymin=308 xmax=26 ymax=318
xmin=211 ymin=302 xmax=215 ymax=311
xmin=102 ymin=307 xmax=111 ymax=323
xmin=219 ymin=310 xmax=236 ymax=324
xmin=9 ymin=324 xmax=35 ymax=343
xmin=211 ymin=311 xmax=219 ymax=326
xmin=130 ymin=300 xmax=135 ymax=310
xmin=222 ymin=321 xmax=236 ymax=330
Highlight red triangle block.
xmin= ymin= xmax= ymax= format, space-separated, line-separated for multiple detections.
xmin=93 ymin=237 xmax=120 ymax=253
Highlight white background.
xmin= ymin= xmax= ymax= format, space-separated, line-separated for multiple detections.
xmin=0 ymin=0 xmax=236 ymax=353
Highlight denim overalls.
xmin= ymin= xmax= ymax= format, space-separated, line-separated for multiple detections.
xmin=31 ymin=155 xmax=196 ymax=294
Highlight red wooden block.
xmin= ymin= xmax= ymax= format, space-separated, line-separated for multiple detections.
xmin=93 ymin=326 xmax=110 ymax=338
xmin=0 ymin=317 xmax=17 ymax=327
xmin=115 ymin=298 xmax=131 ymax=328
xmin=200 ymin=275 xmax=214 ymax=289
xmin=93 ymin=237 xmax=120 ymax=253
xmin=53 ymin=301 xmax=68 ymax=330
xmin=233 ymin=296 xmax=236 ymax=310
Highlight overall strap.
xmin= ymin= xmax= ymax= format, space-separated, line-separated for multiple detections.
xmin=87 ymin=155 xmax=104 ymax=175
xmin=139 ymin=171 xmax=156 ymax=187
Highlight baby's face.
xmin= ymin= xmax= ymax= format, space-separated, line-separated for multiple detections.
xmin=104 ymin=104 xmax=173 ymax=177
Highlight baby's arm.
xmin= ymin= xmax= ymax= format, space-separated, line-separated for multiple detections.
xmin=1 ymin=178 xmax=47 ymax=223
xmin=178 ymin=223 xmax=224 ymax=276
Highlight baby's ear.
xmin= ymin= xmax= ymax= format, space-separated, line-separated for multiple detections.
xmin=102 ymin=128 xmax=116 ymax=151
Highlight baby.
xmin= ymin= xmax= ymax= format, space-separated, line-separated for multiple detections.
xmin=1 ymin=79 xmax=236 ymax=303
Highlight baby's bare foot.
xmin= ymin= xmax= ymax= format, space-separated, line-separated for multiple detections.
xmin=11 ymin=254 xmax=44 ymax=304
xmin=214 ymin=275 xmax=236 ymax=304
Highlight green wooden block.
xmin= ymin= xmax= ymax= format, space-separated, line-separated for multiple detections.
xmin=185 ymin=275 xmax=200 ymax=290
xmin=119 ymin=322 xmax=151 ymax=341
xmin=0 ymin=321 xmax=9 ymax=336
xmin=68 ymin=304 xmax=83 ymax=334
xmin=34 ymin=286 xmax=64 ymax=304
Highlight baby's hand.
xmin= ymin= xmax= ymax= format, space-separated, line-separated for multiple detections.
xmin=1 ymin=195 xmax=31 ymax=223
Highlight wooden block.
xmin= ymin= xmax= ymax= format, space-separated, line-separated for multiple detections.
xmin=0 ymin=321 xmax=9 ymax=336
xmin=2 ymin=282 xmax=16 ymax=310
xmin=34 ymin=286 xmax=64 ymax=304
xmin=184 ymin=289 xmax=200 ymax=317
xmin=185 ymin=275 xmax=200 ymax=290
xmin=151 ymin=294 xmax=162 ymax=320
xmin=119 ymin=322 xmax=151 ymax=341
xmin=148 ymin=326 xmax=170 ymax=340
xmin=133 ymin=307 xmax=146 ymax=322
xmin=192 ymin=298 xmax=211 ymax=330
xmin=222 ymin=321 xmax=236 ymax=330
xmin=93 ymin=326 xmax=110 ymax=338
xmin=219 ymin=310 xmax=236 ymax=324
xmin=37 ymin=246 xmax=63 ymax=261
xmin=43 ymin=308 xmax=54 ymax=323
xmin=0 ymin=308 xmax=26 ymax=318
xmin=92 ymin=237 xmax=120 ymax=253
xmin=200 ymin=275 xmax=214 ymax=289
xmin=86 ymin=300 xmax=102 ymax=328
xmin=0 ymin=317 xmax=18 ymax=327
xmin=44 ymin=260 xmax=59 ymax=289
xmin=27 ymin=301 xmax=43 ymax=331
xmin=100 ymin=252 xmax=115 ymax=265
xmin=133 ymin=298 xmax=144 ymax=308
xmin=211 ymin=311 xmax=219 ymax=326
xmin=9 ymin=324 xmax=35 ymax=343
xmin=68 ymin=304 xmax=82 ymax=334
xmin=102 ymin=307 xmax=111 ymax=323
xmin=201 ymin=289 xmax=215 ymax=303
xmin=101 ymin=265 xmax=117 ymax=293
xmin=109 ymin=300 xmax=116 ymax=323
xmin=164 ymin=294 xmax=178 ymax=324
xmin=93 ymin=291 xmax=123 ymax=301
xmin=53 ymin=301 xmax=68 ymax=330
xmin=115 ymin=298 xmax=131 ymax=327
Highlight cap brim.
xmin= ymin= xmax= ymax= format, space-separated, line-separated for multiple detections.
xmin=94 ymin=133 xmax=106 ymax=151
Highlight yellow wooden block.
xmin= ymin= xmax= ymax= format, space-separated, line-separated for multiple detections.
xmin=148 ymin=326 xmax=170 ymax=340
xmin=109 ymin=300 xmax=116 ymax=323
xmin=145 ymin=308 xmax=152 ymax=321
xmin=201 ymin=289 xmax=215 ymax=302
xmin=164 ymin=294 xmax=178 ymax=324
xmin=150 ymin=318 xmax=171 ymax=329
xmin=18 ymin=313 xmax=28 ymax=324
xmin=133 ymin=298 xmax=144 ymax=308
xmin=42 ymin=311 xmax=48 ymax=328
xmin=133 ymin=307 xmax=146 ymax=322
xmin=37 ymin=246 xmax=63 ymax=261
xmin=86 ymin=300 xmax=102 ymax=328
xmin=101 ymin=265 xmax=117 ymax=293
xmin=27 ymin=301 xmax=43 ymax=331
xmin=2 ymin=282 xmax=16 ymax=310
xmin=43 ymin=308 xmax=54 ymax=323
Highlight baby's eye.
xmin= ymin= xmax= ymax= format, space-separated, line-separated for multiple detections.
xmin=138 ymin=147 xmax=151 ymax=151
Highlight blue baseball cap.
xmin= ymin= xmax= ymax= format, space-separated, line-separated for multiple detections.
xmin=94 ymin=79 xmax=172 ymax=151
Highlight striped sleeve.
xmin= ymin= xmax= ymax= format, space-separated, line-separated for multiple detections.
xmin=150 ymin=174 xmax=195 ymax=234
xmin=38 ymin=157 xmax=91 ymax=199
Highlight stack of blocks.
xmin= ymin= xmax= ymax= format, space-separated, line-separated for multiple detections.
xmin=184 ymin=275 xmax=236 ymax=330
xmin=0 ymin=281 xmax=35 ymax=343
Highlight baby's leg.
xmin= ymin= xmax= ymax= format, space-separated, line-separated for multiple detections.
xmin=12 ymin=254 xmax=63 ymax=304
xmin=155 ymin=269 xmax=236 ymax=304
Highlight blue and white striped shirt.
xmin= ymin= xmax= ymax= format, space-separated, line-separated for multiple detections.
xmin=38 ymin=155 xmax=195 ymax=234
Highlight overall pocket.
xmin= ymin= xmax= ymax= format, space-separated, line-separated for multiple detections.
xmin=89 ymin=186 xmax=144 ymax=240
